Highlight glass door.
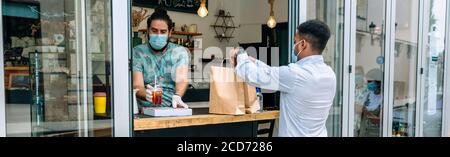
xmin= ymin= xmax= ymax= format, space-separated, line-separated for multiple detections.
xmin=353 ymin=0 xmax=387 ymax=137
xmin=306 ymin=0 xmax=345 ymax=137
xmin=391 ymin=0 xmax=420 ymax=137
xmin=420 ymin=0 xmax=447 ymax=137
xmin=2 ymin=0 xmax=114 ymax=137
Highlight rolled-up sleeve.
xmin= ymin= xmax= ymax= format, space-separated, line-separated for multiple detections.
xmin=235 ymin=53 xmax=294 ymax=93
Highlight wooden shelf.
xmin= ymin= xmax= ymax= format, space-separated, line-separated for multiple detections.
xmin=172 ymin=31 xmax=202 ymax=36
xmin=215 ymin=15 xmax=235 ymax=18
xmin=210 ymin=25 xmax=238 ymax=28
xmin=215 ymin=36 xmax=234 ymax=38
xmin=4 ymin=66 xmax=29 ymax=71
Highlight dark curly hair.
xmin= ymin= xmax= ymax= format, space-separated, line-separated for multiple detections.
xmin=147 ymin=7 xmax=173 ymax=31
xmin=297 ymin=20 xmax=331 ymax=53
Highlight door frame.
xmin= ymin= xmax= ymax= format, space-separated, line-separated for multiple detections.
xmin=112 ymin=0 xmax=132 ymax=137
xmin=443 ymin=0 xmax=450 ymax=137
xmin=0 ymin=0 xmax=6 ymax=137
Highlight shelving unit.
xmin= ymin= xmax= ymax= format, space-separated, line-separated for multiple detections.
xmin=211 ymin=12 xmax=237 ymax=42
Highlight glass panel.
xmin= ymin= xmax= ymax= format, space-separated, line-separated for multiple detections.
xmin=422 ymin=0 xmax=447 ymax=137
xmin=354 ymin=0 xmax=386 ymax=137
xmin=392 ymin=0 xmax=419 ymax=137
xmin=2 ymin=0 xmax=113 ymax=137
xmin=306 ymin=0 xmax=345 ymax=137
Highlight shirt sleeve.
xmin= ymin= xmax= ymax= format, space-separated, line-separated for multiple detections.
xmin=173 ymin=47 xmax=190 ymax=68
xmin=235 ymin=53 xmax=294 ymax=93
xmin=132 ymin=47 xmax=145 ymax=73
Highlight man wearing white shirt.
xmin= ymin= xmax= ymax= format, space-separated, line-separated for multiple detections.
xmin=230 ymin=20 xmax=336 ymax=137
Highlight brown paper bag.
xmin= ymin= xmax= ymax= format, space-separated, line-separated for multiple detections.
xmin=243 ymin=84 xmax=260 ymax=114
xmin=209 ymin=66 xmax=246 ymax=115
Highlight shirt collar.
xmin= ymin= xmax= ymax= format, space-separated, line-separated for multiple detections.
xmin=296 ymin=55 xmax=324 ymax=66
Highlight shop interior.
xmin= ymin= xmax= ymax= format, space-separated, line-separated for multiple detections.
xmin=1 ymin=0 xmax=289 ymax=137
xmin=130 ymin=0 xmax=289 ymax=137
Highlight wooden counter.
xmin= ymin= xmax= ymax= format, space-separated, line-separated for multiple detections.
xmin=134 ymin=111 xmax=279 ymax=131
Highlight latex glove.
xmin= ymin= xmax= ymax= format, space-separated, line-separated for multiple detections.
xmin=145 ymin=85 xmax=154 ymax=102
xmin=172 ymin=95 xmax=189 ymax=109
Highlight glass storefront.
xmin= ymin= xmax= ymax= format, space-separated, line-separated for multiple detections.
xmin=2 ymin=0 xmax=113 ymax=137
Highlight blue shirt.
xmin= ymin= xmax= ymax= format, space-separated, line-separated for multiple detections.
xmin=132 ymin=43 xmax=190 ymax=107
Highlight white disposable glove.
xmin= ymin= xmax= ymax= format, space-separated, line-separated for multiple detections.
xmin=145 ymin=85 xmax=154 ymax=102
xmin=172 ymin=95 xmax=189 ymax=109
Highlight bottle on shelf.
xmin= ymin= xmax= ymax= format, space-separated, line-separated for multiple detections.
xmin=256 ymin=87 xmax=264 ymax=112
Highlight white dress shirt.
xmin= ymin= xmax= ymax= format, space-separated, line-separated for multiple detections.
xmin=235 ymin=53 xmax=336 ymax=137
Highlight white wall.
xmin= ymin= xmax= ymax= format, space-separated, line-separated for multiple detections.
xmin=133 ymin=0 xmax=289 ymax=58
xmin=133 ymin=0 xmax=240 ymax=59
xmin=237 ymin=0 xmax=288 ymax=44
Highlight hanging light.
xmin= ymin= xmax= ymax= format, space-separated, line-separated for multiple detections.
xmin=197 ymin=0 xmax=208 ymax=18
xmin=267 ymin=0 xmax=277 ymax=28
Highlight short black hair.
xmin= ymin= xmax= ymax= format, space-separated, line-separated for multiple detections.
xmin=297 ymin=20 xmax=331 ymax=53
xmin=147 ymin=7 xmax=173 ymax=30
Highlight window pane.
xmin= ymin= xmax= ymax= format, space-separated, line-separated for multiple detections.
xmin=2 ymin=0 xmax=113 ymax=137
xmin=422 ymin=0 xmax=447 ymax=137
xmin=354 ymin=0 xmax=386 ymax=137
xmin=392 ymin=0 xmax=419 ymax=137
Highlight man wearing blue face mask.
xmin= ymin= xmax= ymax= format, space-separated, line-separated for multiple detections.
xmin=358 ymin=68 xmax=383 ymax=137
xmin=230 ymin=20 xmax=336 ymax=137
xmin=132 ymin=7 xmax=190 ymax=109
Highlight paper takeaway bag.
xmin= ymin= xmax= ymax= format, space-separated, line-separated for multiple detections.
xmin=243 ymin=84 xmax=260 ymax=114
xmin=209 ymin=66 xmax=261 ymax=115
xmin=209 ymin=66 xmax=246 ymax=115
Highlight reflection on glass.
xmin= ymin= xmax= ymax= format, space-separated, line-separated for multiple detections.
xmin=306 ymin=0 xmax=345 ymax=137
xmin=391 ymin=0 xmax=419 ymax=137
xmin=3 ymin=0 xmax=113 ymax=137
xmin=423 ymin=0 xmax=446 ymax=137
xmin=354 ymin=0 xmax=385 ymax=137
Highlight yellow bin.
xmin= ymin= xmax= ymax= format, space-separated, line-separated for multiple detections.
xmin=94 ymin=92 xmax=107 ymax=114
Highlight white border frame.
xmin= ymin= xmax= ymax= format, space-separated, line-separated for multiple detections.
xmin=0 ymin=0 xmax=6 ymax=137
xmin=112 ymin=0 xmax=132 ymax=137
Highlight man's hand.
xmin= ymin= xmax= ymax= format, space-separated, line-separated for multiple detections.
xmin=172 ymin=95 xmax=189 ymax=109
xmin=230 ymin=48 xmax=257 ymax=67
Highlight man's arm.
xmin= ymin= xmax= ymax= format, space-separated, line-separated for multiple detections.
xmin=175 ymin=66 xmax=189 ymax=96
xmin=133 ymin=72 xmax=148 ymax=101
xmin=231 ymin=48 xmax=294 ymax=93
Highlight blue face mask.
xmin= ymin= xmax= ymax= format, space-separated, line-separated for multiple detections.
xmin=367 ymin=82 xmax=378 ymax=92
xmin=292 ymin=40 xmax=304 ymax=63
xmin=149 ymin=34 xmax=168 ymax=50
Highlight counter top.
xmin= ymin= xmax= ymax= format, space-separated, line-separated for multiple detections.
xmin=133 ymin=111 xmax=280 ymax=131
